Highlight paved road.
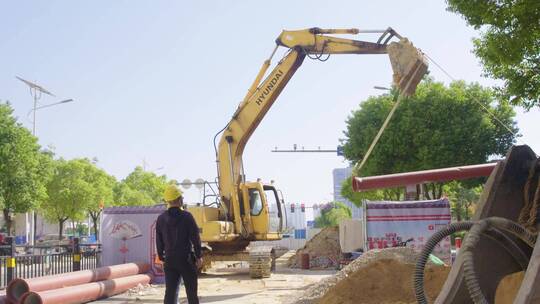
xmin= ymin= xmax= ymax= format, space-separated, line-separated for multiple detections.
xmin=94 ymin=251 xmax=335 ymax=304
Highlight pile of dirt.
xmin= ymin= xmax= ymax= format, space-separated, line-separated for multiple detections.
xmin=290 ymin=247 xmax=450 ymax=304
xmin=495 ymin=271 xmax=524 ymax=304
xmin=319 ymin=259 xmax=448 ymax=304
xmin=288 ymin=227 xmax=341 ymax=269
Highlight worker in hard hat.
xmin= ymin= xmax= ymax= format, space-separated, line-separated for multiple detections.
xmin=156 ymin=184 xmax=202 ymax=304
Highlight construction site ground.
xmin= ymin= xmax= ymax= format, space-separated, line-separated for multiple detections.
xmin=92 ymin=251 xmax=336 ymax=304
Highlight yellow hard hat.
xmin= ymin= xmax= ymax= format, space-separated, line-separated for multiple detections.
xmin=163 ymin=184 xmax=183 ymax=202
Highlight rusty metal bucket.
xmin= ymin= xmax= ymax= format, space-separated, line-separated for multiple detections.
xmin=436 ymin=145 xmax=539 ymax=303
xmin=387 ymin=38 xmax=428 ymax=96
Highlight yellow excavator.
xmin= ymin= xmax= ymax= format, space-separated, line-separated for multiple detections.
xmin=187 ymin=27 xmax=428 ymax=278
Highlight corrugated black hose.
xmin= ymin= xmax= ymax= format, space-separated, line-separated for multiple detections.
xmin=460 ymin=217 xmax=535 ymax=304
xmin=414 ymin=217 xmax=536 ymax=304
xmin=414 ymin=221 xmax=474 ymax=304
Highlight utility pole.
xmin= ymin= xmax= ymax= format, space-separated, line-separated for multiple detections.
xmin=16 ymin=76 xmax=74 ymax=246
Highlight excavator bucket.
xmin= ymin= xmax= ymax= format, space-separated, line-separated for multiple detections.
xmin=387 ymin=38 xmax=428 ymax=96
xmin=435 ymin=145 xmax=539 ymax=303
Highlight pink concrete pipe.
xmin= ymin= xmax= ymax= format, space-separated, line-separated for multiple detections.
xmin=0 ymin=293 xmax=9 ymax=304
xmin=20 ymin=274 xmax=152 ymax=304
xmin=7 ymin=262 xmax=149 ymax=303
xmin=352 ymin=162 xmax=497 ymax=191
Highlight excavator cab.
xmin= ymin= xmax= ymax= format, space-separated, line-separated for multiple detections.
xmin=240 ymin=182 xmax=284 ymax=240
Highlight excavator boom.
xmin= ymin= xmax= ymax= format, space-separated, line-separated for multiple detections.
xmin=276 ymin=27 xmax=427 ymax=95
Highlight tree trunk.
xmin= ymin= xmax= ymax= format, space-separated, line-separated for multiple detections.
xmin=424 ymin=184 xmax=432 ymax=200
xmin=90 ymin=212 xmax=100 ymax=241
xmin=33 ymin=212 xmax=38 ymax=244
xmin=58 ymin=219 xmax=67 ymax=240
xmin=436 ymin=183 xmax=444 ymax=199
xmin=3 ymin=209 xmax=12 ymax=236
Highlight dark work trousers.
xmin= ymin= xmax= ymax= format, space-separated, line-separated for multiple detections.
xmin=164 ymin=262 xmax=199 ymax=304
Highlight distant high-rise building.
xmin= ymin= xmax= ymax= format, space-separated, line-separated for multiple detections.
xmin=333 ymin=167 xmax=363 ymax=219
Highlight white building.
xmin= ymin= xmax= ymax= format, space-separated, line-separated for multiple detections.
xmin=285 ymin=203 xmax=307 ymax=231
xmin=333 ymin=167 xmax=363 ymax=219
xmin=2 ymin=213 xmax=77 ymax=244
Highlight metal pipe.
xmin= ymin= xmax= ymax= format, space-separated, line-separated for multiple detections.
xmin=7 ymin=262 xmax=149 ymax=303
xmin=352 ymin=162 xmax=497 ymax=191
xmin=20 ymin=274 xmax=152 ymax=304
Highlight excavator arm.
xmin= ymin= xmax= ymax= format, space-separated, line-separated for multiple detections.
xmin=216 ymin=27 xmax=428 ymax=236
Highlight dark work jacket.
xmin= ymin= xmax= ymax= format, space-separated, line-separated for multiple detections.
xmin=156 ymin=207 xmax=202 ymax=267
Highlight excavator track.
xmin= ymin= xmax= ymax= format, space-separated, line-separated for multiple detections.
xmin=249 ymin=247 xmax=275 ymax=278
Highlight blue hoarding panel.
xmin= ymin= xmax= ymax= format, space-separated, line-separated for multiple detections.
xmin=294 ymin=229 xmax=306 ymax=239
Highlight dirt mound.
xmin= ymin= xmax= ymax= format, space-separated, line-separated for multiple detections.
xmin=290 ymin=247 xmax=449 ymax=304
xmin=288 ymin=227 xmax=341 ymax=269
xmin=319 ymin=259 xmax=448 ymax=304
xmin=495 ymin=271 xmax=524 ymax=304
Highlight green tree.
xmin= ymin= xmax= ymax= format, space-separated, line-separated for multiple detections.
xmin=44 ymin=158 xmax=114 ymax=239
xmin=0 ymin=102 xmax=47 ymax=235
xmin=314 ymin=202 xmax=352 ymax=228
xmin=84 ymin=159 xmax=116 ymax=240
xmin=341 ymin=177 xmax=403 ymax=206
xmin=444 ymin=181 xmax=482 ymax=221
xmin=113 ymin=166 xmax=168 ymax=206
xmin=447 ymin=0 xmax=540 ymax=109
xmin=341 ymin=80 xmax=517 ymax=204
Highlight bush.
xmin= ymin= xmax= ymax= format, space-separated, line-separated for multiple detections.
xmin=314 ymin=202 xmax=352 ymax=228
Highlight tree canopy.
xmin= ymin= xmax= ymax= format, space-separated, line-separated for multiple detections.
xmin=43 ymin=158 xmax=115 ymax=238
xmin=0 ymin=102 xmax=48 ymax=234
xmin=0 ymin=102 xmax=172 ymax=238
xmin=83 ymin=159 xmax=116 ymax=239
xmin=447 ymin=0 xmax=540 ymax=109
xmin=444 ymin=181 xmax=482 ymax=221
xmin=113 ymin=166 xmax=168 ymax=206
xmin=314 ymin=202 xmax=352 ymax=228
xmin=341 ymin=80 xmax=518 ymax=204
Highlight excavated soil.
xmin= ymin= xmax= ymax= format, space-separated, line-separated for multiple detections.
xmin=288 ymin=227 xmax=341 ymax=269
xmin=289 ymin=247 xmax=449 ymax=304
xmin=318 ymin=259 xmax=449 ymax=304
xmin=318 ymin=265 xmax=523 ymax=304
xmin=495 ymin=271 xmax=524 ymax=304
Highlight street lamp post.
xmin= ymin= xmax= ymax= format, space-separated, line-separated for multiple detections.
xmin=28 ymin=99 xmax=74 ymax=135
xmin=16 ymin=76 xmax=74 ymax=246
xmin=28 ymin=100 xmax=74 ymax=246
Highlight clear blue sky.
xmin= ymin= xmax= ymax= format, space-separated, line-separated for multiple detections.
xmin=2 ymin=1 xmax=539 ymax=205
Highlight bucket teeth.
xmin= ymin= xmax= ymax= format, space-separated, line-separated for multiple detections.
xmin=387 ymin=38 xmax=428 ymax=96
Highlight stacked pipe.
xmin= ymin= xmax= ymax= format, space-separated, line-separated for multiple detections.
xmin=5 ymin=262 xmax=151 ymax=304
xmin=0 ymin=291 xmax=7 ymax=304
